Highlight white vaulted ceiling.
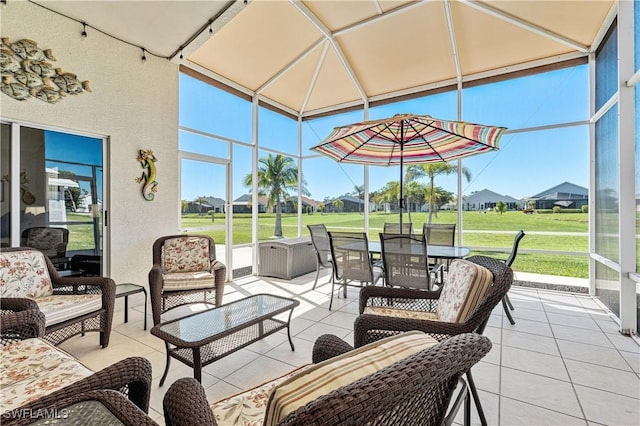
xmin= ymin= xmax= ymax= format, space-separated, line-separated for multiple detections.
xmin=33 ymin=0 xmax=615 ymax=117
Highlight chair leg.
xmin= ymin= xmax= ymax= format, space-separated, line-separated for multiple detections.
xmin=312 ymin=260 xmax=320 ymax=290
xmin=466 ymin=371 xmax=487 ymax=426
xmin=329 ymin=280 xmax=335 ymax=311
xmin=502 ymin=296 xmax=516 ymax=325
xmin=505 ymin=293 xmax=515 ymax=310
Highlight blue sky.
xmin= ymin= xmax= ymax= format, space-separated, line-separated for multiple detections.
xmin=179 ymin=65 xmax=588 ymax=203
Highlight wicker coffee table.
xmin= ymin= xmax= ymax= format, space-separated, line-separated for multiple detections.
xmin=151 ymin=294 xmax=299 ymax=386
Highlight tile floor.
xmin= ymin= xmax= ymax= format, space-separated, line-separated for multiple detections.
xmin=59 ymin=271 xmax=640 ymax=425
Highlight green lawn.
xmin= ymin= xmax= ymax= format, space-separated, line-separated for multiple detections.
xmin=181 ymin=210 xmax=590 ymax=278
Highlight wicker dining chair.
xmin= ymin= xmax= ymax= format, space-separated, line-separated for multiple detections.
xmin=355 ymin=255 xmax=513 ymax=426
xmin=307 ymin=224 xmax=333 ymax=290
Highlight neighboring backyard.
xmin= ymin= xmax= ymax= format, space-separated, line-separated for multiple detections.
xmin=181 ymin=210 xmax=590 ymax=278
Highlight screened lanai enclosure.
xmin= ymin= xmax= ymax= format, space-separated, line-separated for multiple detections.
xmin=1 ymin=0 xmax=638 ymax=336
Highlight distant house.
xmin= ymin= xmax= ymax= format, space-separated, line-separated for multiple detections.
xmin=233 ymin=194 xmax=267 ymax=213
xmin=528 ymin=182 xmax=588 ymax=210
xmin=327 ymin=195 xmax=366 ymax=213
xmin=283 ymin=196 xmax=319 ymax=213
xmin=204 ymin=197 xmax=225 ymax=213
xmin=184 ymin=196 xmax=225 ymax=214
xmin=462 ymin=189 xmax=521 ymax=211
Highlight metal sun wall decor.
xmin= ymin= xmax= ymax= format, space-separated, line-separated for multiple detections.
xmin=135 ymin=149 xmax=158 ymax=201
xmin=0 ymin=37 xmax=91 ymax=103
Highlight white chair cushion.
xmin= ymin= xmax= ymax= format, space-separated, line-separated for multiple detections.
xmin=35 ymin=294 xmax=103 ymax=327
xmin=436 ymin=259 xmax=493 ymax=323
xmin=263 ymin=331 xmax=438 ymax=426
xmin=161 ymin=237 xmax=210 ymax=274
xmin=0 ymin=338 xmax=93 ymax=413
xmin=0 ymin=249 xmax=53 ymax=298
xmin=162 ymin=271 xmax=216 ymax=291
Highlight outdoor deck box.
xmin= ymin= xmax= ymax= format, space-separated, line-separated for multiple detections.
xmin=258 ymin=237 xmax=317 ymax=280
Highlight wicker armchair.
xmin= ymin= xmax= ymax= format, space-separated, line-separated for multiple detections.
xmin=163 ymin=333 xmax=492 ymax=426
xmin=149 ymin=234 xmax=226 ymax=325
xmin=0 ymin=247 xmax=114 ymax=347
xmin=355 ymin=255 xmax=513 ymax=426
xmin=0 ymin=300 xmax=152 ymax=423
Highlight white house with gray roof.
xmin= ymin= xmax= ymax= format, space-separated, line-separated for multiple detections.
xmin=462 ymin=189 xmax=521 ymax=211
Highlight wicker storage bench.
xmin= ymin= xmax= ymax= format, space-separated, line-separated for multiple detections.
xmin=258 ymin=237 xmax=317 ymax=279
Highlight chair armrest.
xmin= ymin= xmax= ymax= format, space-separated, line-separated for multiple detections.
xmin=354 ymin=314 xmax=476 ymax=347
xmin=312 ymin=334 xmax=354 ymax=363
xmin=0 ymin=298 xmax=45 ymax=343
xmin=148 ymin=264 xmax=164 ymax=325
xmin=15 ymin=356 xmax=153 ymax=414
xmin=359 ymin=285 xmax=442 ymax=314
xmin=164 ymin=378 xmax=217 ymax=426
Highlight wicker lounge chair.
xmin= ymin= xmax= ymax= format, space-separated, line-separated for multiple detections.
xmin=0 ymin=247 xmax=114 ymax=347
xmin=355 ymin=255 xmax=513 ymax=426
xmin=0 ymin=298 xmax=152 ymax=424
xmin=148 ymin=234 xmax=226 ymax=325
xmin=163 ymin=332 xmax=492 ymax=426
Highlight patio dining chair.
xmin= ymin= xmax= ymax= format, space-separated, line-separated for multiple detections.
xmin=380 ymin=232 xmax=436 ymax=290
xmin=307 ymin=224 xmax=333 ymax=290
xmin=327 ymin=231 xmax=382 ymax=310
xmin=383 ymin=222 xmax=414 ymax=234
xmin=422 ymin=223 xmax=456 ymax=285
xmin=499 ymin=230 xmax=526 ymax=325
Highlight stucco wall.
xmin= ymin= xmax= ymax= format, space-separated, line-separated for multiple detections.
xmin=1 ymin=2 xmax=181 ymax=286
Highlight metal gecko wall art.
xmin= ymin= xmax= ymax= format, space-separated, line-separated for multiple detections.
xmin=0 ymin=37 xmax=91 ymax=103
xmin=135 ymin=149 xmax=158 ymax=201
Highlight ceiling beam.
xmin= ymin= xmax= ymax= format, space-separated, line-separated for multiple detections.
xmin=334 ymin=1 xmax=424 ymax=37
xmin=300 ymin=41 xmax=330 ymax=115
xmin=461 ymin=0 xmax=590 ymax=53
xmin=443 ymin=0 xmax=462 ymax=82
xmin=290 ymin=0 xmax=368 ymax=103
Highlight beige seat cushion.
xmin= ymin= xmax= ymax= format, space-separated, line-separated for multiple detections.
xmin=162 ymin=271 xmax=216 ymax=291
xmin=0 ymin=338 xmax=93 ymax=413
xmin=35 ymin=294 xmax=103 ymax=327
xmin=263 ymin=331 xmax=438 ymax=426
xmin=436 ymin=259 xmax=493 ymax=323
xmin=0 ymin=249 xmax=53 ymax=299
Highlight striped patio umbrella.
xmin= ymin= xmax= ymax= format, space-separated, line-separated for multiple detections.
xmin=311 ymin=114 xmax=507 ymax=227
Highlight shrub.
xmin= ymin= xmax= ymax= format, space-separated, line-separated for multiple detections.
xmin=552 ymin=206 xmax=561 ymax=213
xmin=581 ymin=205 xmax=588 ymax=213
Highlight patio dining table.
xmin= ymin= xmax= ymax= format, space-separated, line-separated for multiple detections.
xmin=367 ymin=241 xmax=471 ymax=260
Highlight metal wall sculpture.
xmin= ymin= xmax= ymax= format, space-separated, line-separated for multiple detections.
xmin=0 ymin=37 xmax=91 ymax=103
xmin=135 ymin=149 xmax=158 ymax=201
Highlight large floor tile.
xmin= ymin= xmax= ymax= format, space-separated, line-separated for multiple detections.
xmin=501 ymin=329 xmax=560 ymax=356
xmin=557 ymin=339 xmax=631 ymax=370
xmin=565 ymin=359 xmax=640 ymax=398
xmin=501 ymin=345 xmax=569 ymax=380
xmin=502 ymin=317 xmax=554 ymax=337
xmin=499 ymin=396 xmax=586 ymax=425
xmin=551 ymin=324 xmax=614 ymax=348
xmin=574 ymin=384 xmax=640 ymax=425
xmin=500 ymin=367 xmax=583 ymax=418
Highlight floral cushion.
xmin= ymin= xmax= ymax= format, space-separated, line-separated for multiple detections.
xmin=210 ymin=366 xmax=308 ymax=426
xmin=0 ymin=250 xmax=53 ymax=298
xmin=35 ymin=294 xmax=103 ymax=327
xmin=263 ymin=331 xmax=438 ymax=426
xmin=436 ymin=259 xmax=493 ymax=323
xmin=163 ymin=271 xmax=216 ymax=291
xmin=0 ymin=338 xmax=93 ymax=413
xmin=162 ymin=237 xmax=210 ymax=274
xmin=363 ymin=306 xmax=439 ymax=320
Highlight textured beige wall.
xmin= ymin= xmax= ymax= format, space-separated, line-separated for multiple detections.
xmin=1 ymin=2 xmax=181 ymax=286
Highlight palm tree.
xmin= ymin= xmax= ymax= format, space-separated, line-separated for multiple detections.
xmin=194 ymin=196 xmax=207 ymax=215
xmin=407 ymin=163 xmax=472 ymax=223
xmin=243 ymin=154 xmax=307 ymax=238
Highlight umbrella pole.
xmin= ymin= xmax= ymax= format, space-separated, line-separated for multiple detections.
xmin=399 ymin=122 xmax=404 ymax=234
